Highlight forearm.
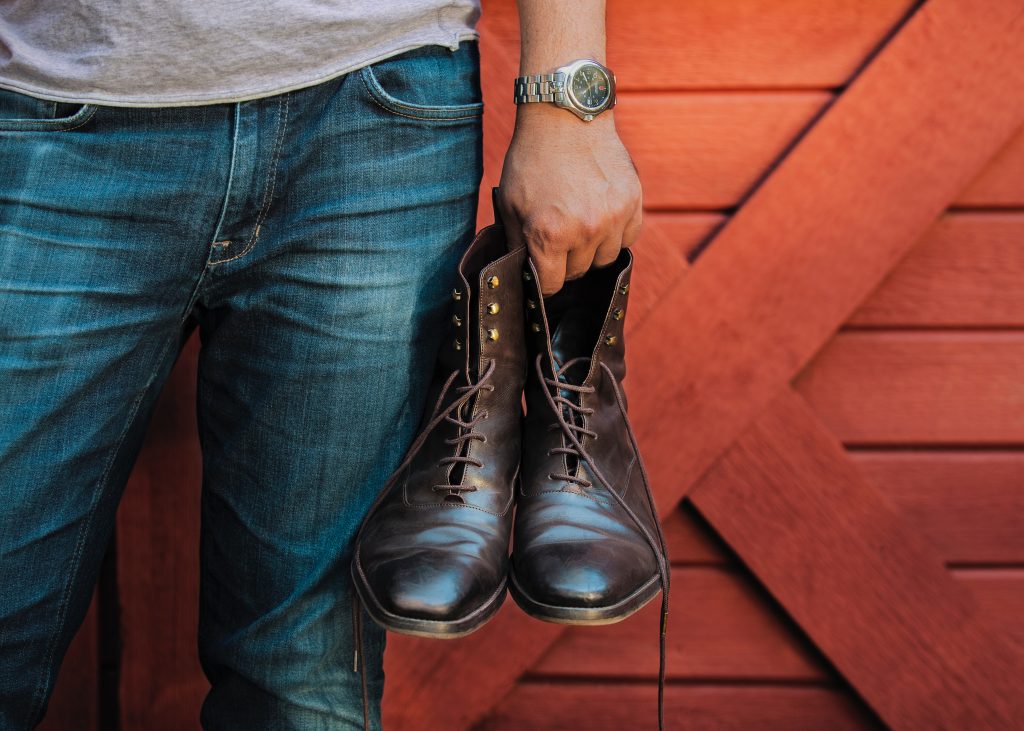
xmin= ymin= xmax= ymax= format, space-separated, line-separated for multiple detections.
xmin=517 ymin=0 xmax=607 ymax=73
xmin=515 ymin=0 xmax=612 ymax=131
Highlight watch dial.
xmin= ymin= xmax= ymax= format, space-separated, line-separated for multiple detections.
xmin=571 ymin=65 xmax=610 ymax=110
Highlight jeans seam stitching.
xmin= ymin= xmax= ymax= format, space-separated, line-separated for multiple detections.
xmin=359 ymin=68 xmax=482 ymax=121
xmin=24 ymin=330 xmax=178 ymax=729
xmin=211 ymin=93 xmax=290 ymax=266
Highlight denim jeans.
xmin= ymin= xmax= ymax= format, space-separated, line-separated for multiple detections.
xmin=0 ymin=41 xmax=483 ymax=730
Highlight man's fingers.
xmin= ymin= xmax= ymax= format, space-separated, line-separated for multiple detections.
xmin=592 ymin=233 xmax=622 ymax=268
xmin=622 ymin=201 xmax=643 ymax=248
xmin=534 ymin=252 xmax=567 ymax=296
xmin=565 ymin=244 xmax=596 ymax=282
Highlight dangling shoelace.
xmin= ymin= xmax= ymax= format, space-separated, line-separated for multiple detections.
xmin=349 ymin=358 xmax=498 ymax=730
xmin=536 ymin=353 xmax=672 ymax=731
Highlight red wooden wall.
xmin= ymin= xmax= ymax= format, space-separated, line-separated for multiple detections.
xmin=39 ymin=1 xmax=1024 ymax=729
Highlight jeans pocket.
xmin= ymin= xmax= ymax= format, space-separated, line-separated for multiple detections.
xmin=358 ymin=41 xmax=484 ymax=122
xmin=0 ymin=88 xmax=97 ymax=132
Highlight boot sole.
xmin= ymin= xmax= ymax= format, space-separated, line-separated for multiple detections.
xmin=351 ymin=555 xmax=508 ymax=639
xmin=508 ymin=568 xmax=661 ymax=625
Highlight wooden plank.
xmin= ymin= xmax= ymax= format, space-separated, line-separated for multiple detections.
xmin=690 ymin=392 xmax=1024 ymax=729
xmin=855 ymin=452 xmax=1024 ymax=565
xmin=480 ymin=0 xmax=916 ymax=90
xmin=618 ymin=93 xmax=833 ymax=210
xmin=532 ymin=567 xmax=829 ymax=681
xmin=624 ymin=0 xmax=1024 ymax=515
xmin=478 ymin=683 xmax=881 ymax=731
xmin=38 ymin=594 xmax=100 ymax=731
xmin=849 ymin=213 xmax=1024 ymax=326
xmin=437 ymin=1 xmax=1024 ymax=728
xmin=115 ymin=335 xmax=206 ymax=730
xmin=958 ymin=569 xmax=1024 ymax=650
xmin=383 ymin=607 xmax=562 ymax=730
xmin=670 ymin=448 xmax=1024 ymax=567
xmin=956 ymin=125 xmax=1024 ymax=207
xmin=795 ymin=332 xmax=1024 ymax=445
xmin=530 ymin=566 xmax=1024 ymax=682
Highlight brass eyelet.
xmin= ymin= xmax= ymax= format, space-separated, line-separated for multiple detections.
xmin=604 ymin=335 xmax=617 ymax=346
xmin=522 ymin=270 xmax=533 ymax=281
xmin=531 ymin=323 xmax=541 ymax=333
xmin=487 ymin=328 xmax=500 ymax=342
xmin=618 ymin=283 xmax=630 ymax=295
xmin=452 ymin=288 xmax=462 ymax=301
xmin=486 ymin=275 xmax=500 ymax=289
xmin=486 ymin=302 xmax=500 ymax=315
xmin=452 ymin=314 xmax=463 ymax=326
xmin=612 ymin=308 xmax=624 ymax=321
xmin=526 ymin=299 xmax=537 ymax=310
xmin=453 ymin=338 xmax=463 ymax=350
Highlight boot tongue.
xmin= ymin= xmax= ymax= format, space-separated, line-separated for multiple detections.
xmin=550 ymin=306 xmax=594 ymax=385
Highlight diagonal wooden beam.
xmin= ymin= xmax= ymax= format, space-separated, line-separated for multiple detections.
xmin=627 ymin=0 xmax=1024 ymax=505
xmin=690 ymin=390 xmax=1024 ymax=728
xmin=383 ymin=0 xmax=1024 ymax=728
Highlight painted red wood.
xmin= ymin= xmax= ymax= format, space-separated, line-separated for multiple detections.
xmin=617 ymin=93 xmax=833 ymax=210
xmin=625 ymin=0 xmax=1024 ymax=516
xmin=856 ymin=452 xmax=1024 ymax=565
xmin=38 ymin=595 xmax=100 ymax=731
xmin=532 ymin=567 xmax=830 ymax=681
xmin=479 ymin=684 xmax=881 ymax=731
xmin=530 ymin=567 xmax=1024 ymax=682
xmin=795 ymin=332 xmax=1024 ymax=444
xmin=957 ymin=126 xmax=1024 ymax=206
xmin=848 ymin=213 xmax=1024 ymax=326
xmin=691 ymin=392 xmax=1024 ymax=729
xmin=414 ymin=0 xmax=1024 ymax=727
xmin=116 ymin=335 xmax=206 ymax=730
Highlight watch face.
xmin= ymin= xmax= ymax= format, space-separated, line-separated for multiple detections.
xmin=570 ymin=64 xmax=611 ymax=110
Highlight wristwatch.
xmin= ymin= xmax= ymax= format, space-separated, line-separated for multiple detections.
xmin=513 ymin=59 xmax=616 ymax=121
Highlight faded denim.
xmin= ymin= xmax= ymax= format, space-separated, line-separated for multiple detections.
xmin=0 ymin=41 xmax=483 ymax=730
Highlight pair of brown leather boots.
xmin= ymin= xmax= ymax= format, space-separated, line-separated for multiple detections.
xmin=351 ymin=220 xmax=670 ymax=725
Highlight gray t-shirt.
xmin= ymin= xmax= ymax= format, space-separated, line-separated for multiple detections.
xmin=0 ymin=1 xmax=480 ymax=107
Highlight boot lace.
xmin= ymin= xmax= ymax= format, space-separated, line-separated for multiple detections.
xmin=543 ymin=356 xmax=598 ymax=488
xmin=535 ymin=351 xmax=672 ymax=731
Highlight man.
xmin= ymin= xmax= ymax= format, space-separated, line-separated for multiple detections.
xmin=0 ymin=0 xmax=642 ymax=728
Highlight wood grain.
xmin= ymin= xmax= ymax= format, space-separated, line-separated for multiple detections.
xmin=618 ymin=93 xmax=834 ymax=210
xmin=849 ymin=213 xmax=1024 ymax=326
xmin=957 ymin=125 xmax=1024 ymax=207
xmin=115 ymin=335 xmax=206 ymax=730
xmin=690 ymin=392 xmax=1024 ymax=729
xmin=477 ymin=683 xmax=881 ymax=731
xmin=625 ymin=0 xmax=1024 ymax=515
xmin=530 ymin=567 xmax=1024 ymax=681
xmin=447 ymin=0 xmax=1024 ymax=728
xmin=795 ymin=332 xmax=1024 ymax=445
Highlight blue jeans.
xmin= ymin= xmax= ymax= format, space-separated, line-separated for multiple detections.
xmin=0 ymin=41 xmax=483 ymax=730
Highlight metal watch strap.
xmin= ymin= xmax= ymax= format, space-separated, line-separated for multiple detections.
xmin=513 ymin=72 xmax=567 ymax=104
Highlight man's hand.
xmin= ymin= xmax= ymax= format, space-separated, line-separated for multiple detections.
xmin=499 ymin=0 xmax=641 ymax=297
xmin=497 ymin=105 xmax=642 ymax=296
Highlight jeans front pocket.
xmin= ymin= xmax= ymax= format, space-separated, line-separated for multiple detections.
xmin=358 ymin=41 xmax=484 ymax=123
xmin=0 ymin=87 xmax=97 ymax=133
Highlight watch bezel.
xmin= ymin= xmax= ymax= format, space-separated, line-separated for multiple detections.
xmin=559 ymin=59 xmax=616 ymax=119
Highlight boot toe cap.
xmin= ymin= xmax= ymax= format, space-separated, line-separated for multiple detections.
xmin=512 ymin=538 xmax=657 ymax=610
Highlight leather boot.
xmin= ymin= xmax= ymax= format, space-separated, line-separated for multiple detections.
xmin=513 ymin=248 xmax=671 ymax=728
xmin=351 ymin=225 xmax=526 ymax=638
xmin=512 ymin=247 xmax=668 ymax=623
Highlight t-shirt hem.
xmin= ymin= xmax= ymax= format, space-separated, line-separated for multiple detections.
xmin=0 ymin=31 xmax=480 ymax=108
